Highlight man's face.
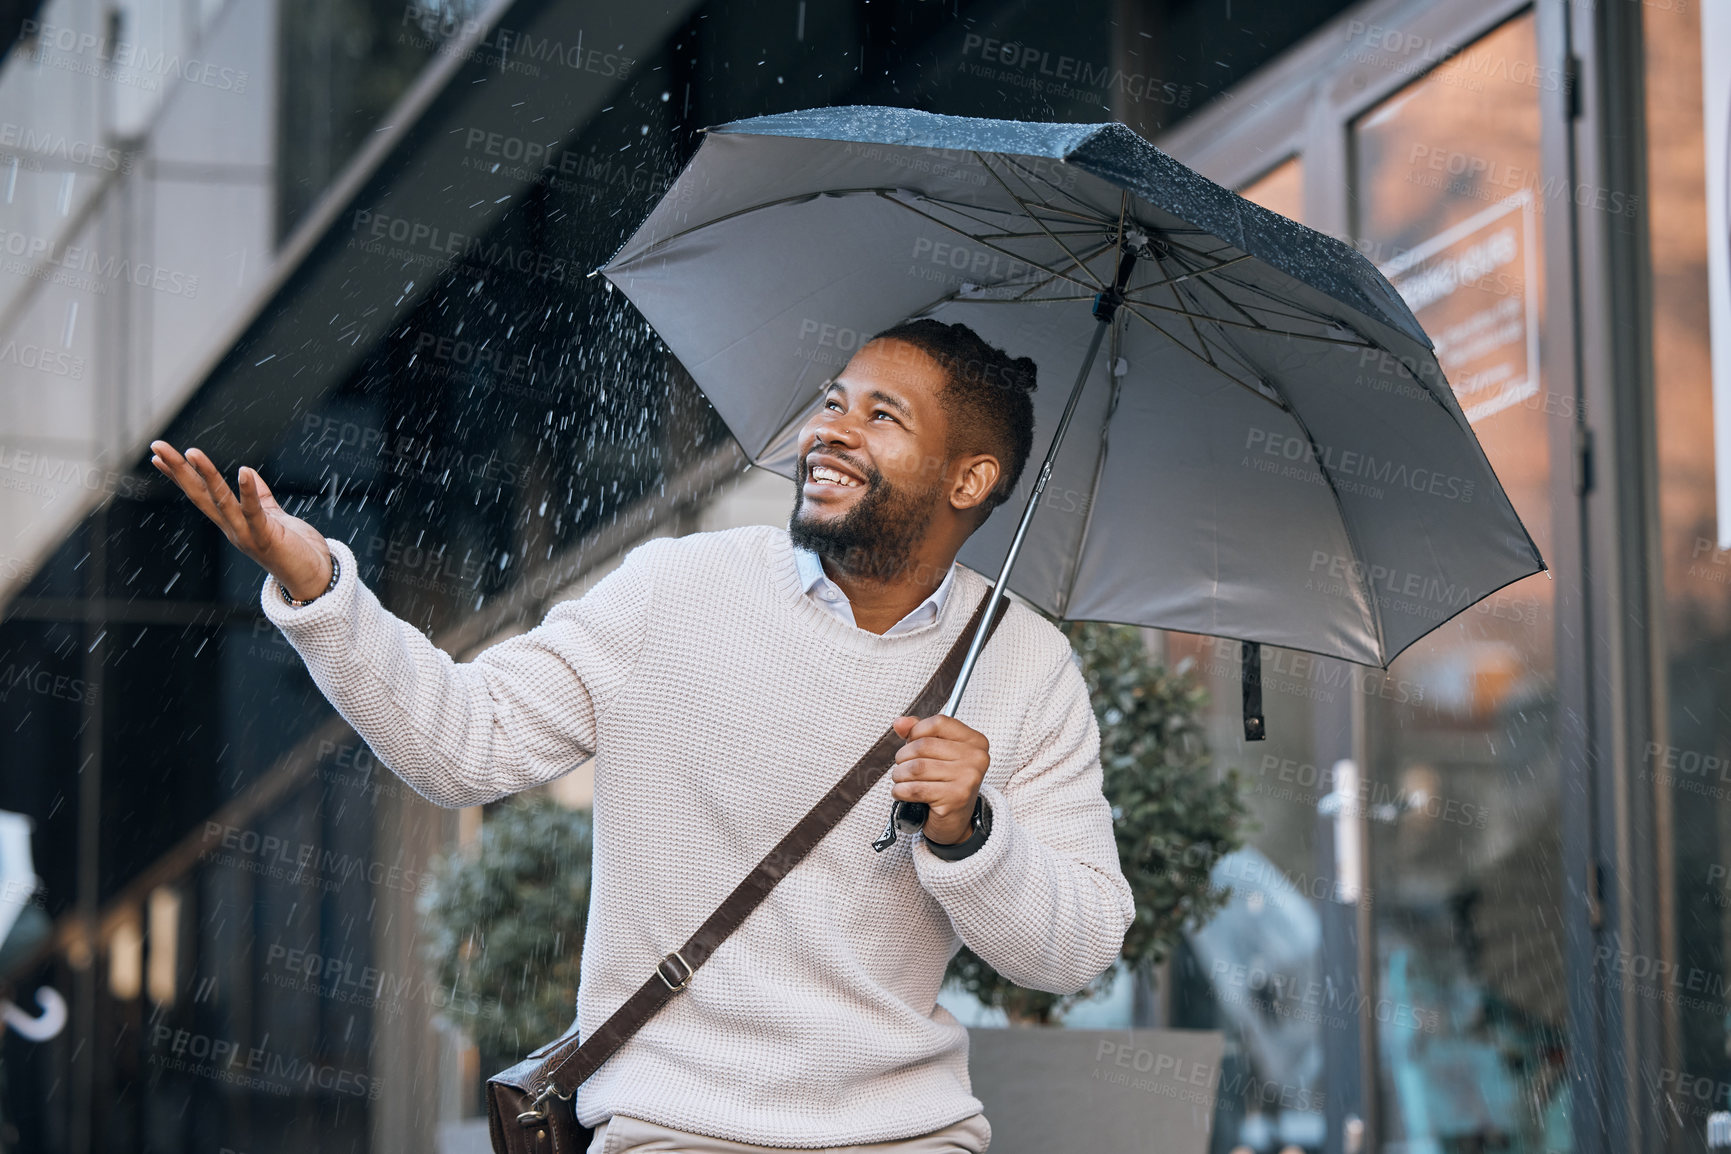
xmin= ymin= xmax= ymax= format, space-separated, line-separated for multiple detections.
xmin=788 ymin=339 xmax=955 ymax=582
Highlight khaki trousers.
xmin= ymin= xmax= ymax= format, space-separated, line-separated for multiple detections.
xmin=587 ymin=1112 xmax=991 ymax=1154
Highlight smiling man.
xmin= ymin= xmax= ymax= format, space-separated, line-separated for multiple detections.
xmin=149 ymin=318 xmax=1132 ymax=1154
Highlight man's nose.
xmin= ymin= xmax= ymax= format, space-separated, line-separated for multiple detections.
xmin=809 ymin=404 xmax=862 ymax=447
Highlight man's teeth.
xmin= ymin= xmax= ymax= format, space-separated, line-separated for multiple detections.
xmin=810 ymin=465 xmax=860 ymax=487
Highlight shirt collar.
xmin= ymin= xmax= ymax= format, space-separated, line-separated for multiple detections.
xmin=792 ymin=545 xmax=957 ymax=627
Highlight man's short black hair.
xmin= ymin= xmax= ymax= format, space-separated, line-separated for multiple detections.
xmin=867 ymin=319 xmax=1037 ymax=523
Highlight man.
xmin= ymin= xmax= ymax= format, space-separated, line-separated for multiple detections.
xmin=150 ymin=319 xmax=1133 ymax=1154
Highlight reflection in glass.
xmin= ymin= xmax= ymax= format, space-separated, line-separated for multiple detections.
xmin=1351 ymin=14 xmax=1568 ymax=1153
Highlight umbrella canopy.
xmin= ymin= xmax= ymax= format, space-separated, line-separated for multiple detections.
xmin=601 ymin=106 xmax=1544 ymax=668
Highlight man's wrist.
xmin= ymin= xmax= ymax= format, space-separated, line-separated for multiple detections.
xmin=923 ymin=795 xmax=992 ymax=861
xmin=280 ymin=550 xmax=339 ymax=607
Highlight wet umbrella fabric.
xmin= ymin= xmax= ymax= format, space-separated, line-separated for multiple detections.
xmin=600 ymin=107 xmax=1544 ymax=835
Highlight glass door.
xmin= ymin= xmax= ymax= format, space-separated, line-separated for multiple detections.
xmin=1350 ymin=12 xmax=1570 ymax=1153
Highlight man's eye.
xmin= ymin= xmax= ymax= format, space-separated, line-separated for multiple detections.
xmin=874 ymin=411 xmax=897 ymax=422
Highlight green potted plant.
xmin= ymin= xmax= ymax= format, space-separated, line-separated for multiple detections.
xmin=421 ymin=797 xmax=593 ymax=1075
xmin=943 ymin=620 xmax=1249 ymax=1025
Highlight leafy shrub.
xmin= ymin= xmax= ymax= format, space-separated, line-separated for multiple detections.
xmin=943 ymin=620 xmax=1249 ymax=1024
xmin=421 ymin=797 xmax=592 ymax=1071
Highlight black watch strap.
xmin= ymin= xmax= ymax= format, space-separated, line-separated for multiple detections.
xmin=923 ymin=795 xmax=992 ymax=861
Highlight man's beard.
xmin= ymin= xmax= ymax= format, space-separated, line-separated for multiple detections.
xmin=789 ymin=454 xmax=941 ymax=583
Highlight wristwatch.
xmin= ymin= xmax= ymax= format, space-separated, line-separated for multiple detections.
xmin=280 ymin=552 xmax=340 ymax=608
xmin=922 ymin=795 xmax=993 ymax=862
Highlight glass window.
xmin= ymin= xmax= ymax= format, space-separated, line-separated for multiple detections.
xmin=1645 ymin=1 xmax=1731 ymax=1147
xmin=1350 ymin=13 xmax=1569 ymax=1153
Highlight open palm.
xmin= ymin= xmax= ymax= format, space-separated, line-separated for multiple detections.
xmin=149 ymin=440 xmax=334 ymax=600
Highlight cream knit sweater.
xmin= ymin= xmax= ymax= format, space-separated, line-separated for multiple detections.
xmin=261 ymin=523 xmax=1134 ymax=1147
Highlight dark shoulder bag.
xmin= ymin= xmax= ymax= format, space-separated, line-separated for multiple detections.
xmin=487 ymin=592 xmax=1011 ymax=1154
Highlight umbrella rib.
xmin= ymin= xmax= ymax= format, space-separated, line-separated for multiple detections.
xmin=1007 ymin=238 xmax=1118 ymax=301
xmin=1144 ymin=248 xmax=1285 ymax=384
xmin=1120 ymin=304 xmax=1286 ymax=411
xmin=1160 ymin=268 xmax=1301 ymax=406
xmin=1178 ymin=265 xmax=1278 ymax=331
xmin=1187 ymin=272 xmax=1324 ymax=329
xmin=1135 ymin=253 xmax=1255 ymax=291
xmin=1142 ymin=245 xmax=1222 ymax=370
xmin=974 ymin=152 xmax=1108 ymax=289
xmin=875 ymin=193 xmax=1103 ymax=294
xmin=1122 ymin=296 xmax=1372 ymax=346
xmin=910 ymin=191 xmax=1105 ymax=244
xmin=971 ymin=228 xmax=1108 ymax=240
xmin=997 ymin=154 xmax=1125 ymax=224
xmin=900 ymin=239 xmax=1115 ymax=319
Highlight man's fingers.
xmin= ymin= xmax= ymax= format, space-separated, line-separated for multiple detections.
xmin=891 ymin=758 xmax=967 ymax=782
xmin=905 ymin=713 xmax=986 ymax=744
xmin=245 ymin=466 xmax=285 ymax=514
xmin=894 ymin=737 xmax=978 ymax=764
xmin=150 ymin=442 xmax=226 ymax=525
xmin=236 ymin=468 xmax=274 ymax=539
xmin=890 ymin=779 xmax=947 ymax=805
xmin=185 ymin=448 xmax=250 ymax=539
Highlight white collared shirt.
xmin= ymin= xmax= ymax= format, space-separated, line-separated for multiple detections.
xmin=792 ymin=545 xmax=957 ymax=636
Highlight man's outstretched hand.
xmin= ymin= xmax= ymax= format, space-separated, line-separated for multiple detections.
xmin=149 ymin=440 xmax=333 ymax=601
xmin=890 ymin=713 xmax=990 ymax=846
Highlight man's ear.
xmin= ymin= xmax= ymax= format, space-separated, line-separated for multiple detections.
xmin=949 ymin=453 xmax=1001 ymax=519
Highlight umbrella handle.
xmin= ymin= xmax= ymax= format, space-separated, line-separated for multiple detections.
xmin=876 ymin=257 xmax=1135 ymax=850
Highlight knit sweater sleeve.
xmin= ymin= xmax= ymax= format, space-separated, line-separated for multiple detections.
xmin=259 ymin=536 xmax=657 ymax=808
xmin=911 ymin=646 xmax=1133 ymax=995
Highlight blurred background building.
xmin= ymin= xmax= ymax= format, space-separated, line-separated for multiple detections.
xmin=0 ymin=0 xmax=1722 ymax=1151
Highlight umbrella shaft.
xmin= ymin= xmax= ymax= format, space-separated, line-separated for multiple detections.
xmin=940 ymin=314 xmax=1112 ymax=717
xmin=880 ymin=312 xmax=1113 ymax=848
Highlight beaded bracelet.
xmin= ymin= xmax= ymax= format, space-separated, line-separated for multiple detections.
xmin=280 ymin=553 xmax=340 ymax=608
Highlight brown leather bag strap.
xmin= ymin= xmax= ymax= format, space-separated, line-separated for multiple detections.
xmin=534 ymin=588 xmax=1012 ymax=1101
